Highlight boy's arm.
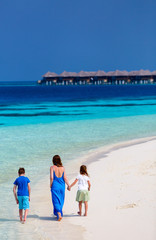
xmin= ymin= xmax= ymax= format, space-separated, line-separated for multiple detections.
xmin=88 ymin=180 xmax=91 ymax=191
xmin=50 ymin=166 xmax=53 ymax=188
xmin=13 ymin=185 xmax=19 ymax=204
xmin=28 ymin=182 xmax=31 ymax=201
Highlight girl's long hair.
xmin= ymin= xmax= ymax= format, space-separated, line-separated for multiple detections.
xmin=80 ymin=165 xmax=89 ymax=176
xmin=52 ymin=155 xmax=63 ymax=167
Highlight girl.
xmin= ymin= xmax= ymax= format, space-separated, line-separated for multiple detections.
xmin=69 ymin=165 xmax=91 ymax=216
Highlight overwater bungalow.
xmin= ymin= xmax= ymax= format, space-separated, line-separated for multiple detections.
xmin=38 ymin=70 xmax=156 ymax=85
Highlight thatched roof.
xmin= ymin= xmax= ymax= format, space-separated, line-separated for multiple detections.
xmin=139 ymin=70 xmax=153 ymax=76
xmin=112 ymin=70 xmax=129 ymax=76
xmin=95 ymin=70 xmax=107 ymax=76
xmin=42 ymin=71 xmax=58 ymax=78
xmin=107 ymin=71 xmax=115 ymax=76
xmin=77 ymin=71 xmax=90 ymax=77
xmin=129 ymin=70 xmax=152 ymax=76
xmin=87 ymin=71 xmax=97 ymax=77
xmin=42 ymin=70 xmax=156 ymax=78
xmin=60 ymin=71 xmax=77 ymax=77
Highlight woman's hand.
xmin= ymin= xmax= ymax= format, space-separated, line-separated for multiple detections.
xmin=67 ymin=186 xmax=71 ymax=191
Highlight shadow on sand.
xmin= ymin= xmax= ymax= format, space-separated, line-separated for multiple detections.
xmin=0 ymin=218 xmax=19 ymax=222
xmin=0 ymin=213 xmax=79 ymax=223
xmin=27 ymin=213 xmax=79 ymax=221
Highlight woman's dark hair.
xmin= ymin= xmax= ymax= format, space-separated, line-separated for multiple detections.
xmin=18 ymin=168 xmax=25 ymax=175
xmin=80 ymin=165 xmax=89 ymax=176
xmin=53 ymin=155 xmax=63 ymax=167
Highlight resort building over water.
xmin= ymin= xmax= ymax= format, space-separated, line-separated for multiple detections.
xmin=38 ymin=70 xmax=156 ymax=85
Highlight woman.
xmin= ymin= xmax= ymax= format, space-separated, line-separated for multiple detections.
xmin=50 ymin=155 xmax=70 ymax=221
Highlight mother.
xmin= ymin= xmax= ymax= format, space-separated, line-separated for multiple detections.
xmin=50 ymin=155 xmax=70 ymax=221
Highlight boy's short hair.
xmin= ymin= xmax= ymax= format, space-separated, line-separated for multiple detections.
xmin=18 ymin=168 xmax=25 ymax=175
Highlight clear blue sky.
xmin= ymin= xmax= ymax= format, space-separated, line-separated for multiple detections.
xmin=0 ymin=0 xmax=156 ymax=81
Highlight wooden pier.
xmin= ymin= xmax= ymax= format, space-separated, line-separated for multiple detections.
xmin=38 ymin=70 xmax=156 ymax=85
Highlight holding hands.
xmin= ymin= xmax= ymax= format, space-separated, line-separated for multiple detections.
xmin=67 ymin=185 xmax=71 ymax=191
xmin=67 ymin=179 xmax=78 ymax=191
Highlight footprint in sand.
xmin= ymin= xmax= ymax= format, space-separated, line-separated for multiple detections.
xmin=116 ymin=203 xmax=137 ymax=209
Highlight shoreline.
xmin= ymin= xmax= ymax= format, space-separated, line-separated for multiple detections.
xmin=13 ymin=136 xmax=156 ymax=239
xmin=64 ymin=135 xmax=156 ymax=178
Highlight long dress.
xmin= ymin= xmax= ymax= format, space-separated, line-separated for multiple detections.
xmin=51 ymin=170 xmax=65 ymax=219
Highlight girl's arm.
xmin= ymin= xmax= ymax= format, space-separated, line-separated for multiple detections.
xmin=28 ymin=182 xmax=31 ymax=201
xmin=69 ymin=178 xmax=78 ymax=190
xmin=13 ymin=185 xmax=18 ymax=204
xmin=50 ymin=166 xmax=53 ymax=188
xmin=87 ymin=180 xmax=91 ymax=191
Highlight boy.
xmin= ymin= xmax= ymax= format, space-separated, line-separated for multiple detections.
xmin=13 ymin=168 xmax=31 ymax=223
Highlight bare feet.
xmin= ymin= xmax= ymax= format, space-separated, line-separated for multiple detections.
xmin=22 ymin=220 xmax=26 ymax=224
xmin=57 ymin=212 xmax=62 ymax=221
xmin=77 ymin=211 xmax=82 ymax=216
xmin=84 ymin=213 xmax=87 ymax=216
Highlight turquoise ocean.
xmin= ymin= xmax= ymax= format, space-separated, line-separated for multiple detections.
xmin=0 ymin=82 xmax=156 ymax=239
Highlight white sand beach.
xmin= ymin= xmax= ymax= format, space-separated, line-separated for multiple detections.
xmin=15 ymin=138 xmax=156 ymax=240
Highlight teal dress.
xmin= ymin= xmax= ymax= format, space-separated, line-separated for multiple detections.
xmin=51 ymin=170 xmax=65 ymax=219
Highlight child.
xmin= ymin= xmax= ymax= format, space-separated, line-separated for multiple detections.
xmin=13 ymin=168 xmax=31 ymax=223
xmin=68 ymin=165 xmax=91 ymax=216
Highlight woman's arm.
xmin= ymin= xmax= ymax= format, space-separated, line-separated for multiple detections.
xmin=50 ymin=166 xmax=53 ymax=188
xmin=63 ymin=168 xmax=70 ymax=187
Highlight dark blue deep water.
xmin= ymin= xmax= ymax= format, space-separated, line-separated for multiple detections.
xmin=0 ymin=83 xmax=156 ymax=104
